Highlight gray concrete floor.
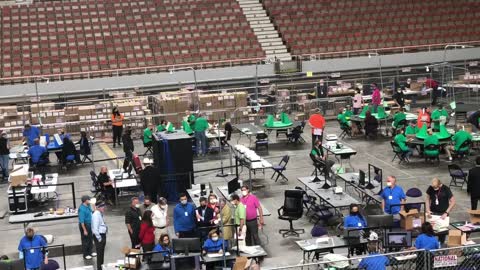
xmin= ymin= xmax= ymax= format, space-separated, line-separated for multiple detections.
xmin=0 ymin=118 xmax=477 ymax=269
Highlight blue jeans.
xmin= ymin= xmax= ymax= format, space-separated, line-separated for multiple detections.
xmin=0 ymin=154 xmax=9 ymax=178
xmin=195 ymin=131 xmax=208 ymax=155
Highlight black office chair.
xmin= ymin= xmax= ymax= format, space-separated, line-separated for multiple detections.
xmin=271 ymin=155 xmax=289 ymax=182
xmin=424 ymin=144 xmax=440 ymax=165
xmin=255 ymin=132 xmax=269 ymax=153
xmin=390 ymin=141 xmax=409 ymax=164
xmin=448 ymin=164 xmax=468 ymax=188
xmin=278 ymin=189 xmax=305 ymax=237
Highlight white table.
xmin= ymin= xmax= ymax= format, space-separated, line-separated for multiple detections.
xmin=109 ymin=169 xmax=138 ymax=204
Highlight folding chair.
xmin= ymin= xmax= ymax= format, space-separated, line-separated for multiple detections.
xmin=90 ymin=171 xmax=104 ymax=200
xmin=448 ymin=164 xmax=468 ymax=188
xmin=309 ymin=153 xmax=326 ymax=176
xmin=255 ymin=132 xmax=269 ymax=153
xmin=390 ymin=141 xmax=409 ymax=164
xmin=338 ymin=120 xmax=352 ymax=139
xmin=143 ymin=142 xmax=153 ymax=156
xmin=271 ymin=155 xmax=289 ymax=182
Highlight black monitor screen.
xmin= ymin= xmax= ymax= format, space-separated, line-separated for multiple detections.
xmin=359 ymin=170 xmax=366 ymax=186
xmin=172 ymin=238 xmax=201 ymax=255
xmin=385 ymin=232 xmax=411 ymax=248
xmin=366 ymin=214 xmax=394 ymax=228
xmin=228 ymin=178 xmax=240 ymax=194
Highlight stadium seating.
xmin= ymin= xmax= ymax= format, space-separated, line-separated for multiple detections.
xmin=0 ymin=0 xmax=265 ymax=80
xmin=263 ymin=0 xmax=480 ymax=55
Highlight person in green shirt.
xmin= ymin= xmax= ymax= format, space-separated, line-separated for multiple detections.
xmin=424 ymin=129 xmax=439 ymax=157
xmin=194 ymin=113 xmax=209 ymax=156
xmin=143 ymin=124 xmax=153 ymax=146
xmin=344 ymin=105 xmax=353 ymax=119
xmin=230 ymin=194 xmax=246 ymax=238
xmin=186 ymin=110 xmax=196 ymax=130
xmin=431 ymin=104 xmax=449 ymax=132
xmin=310 ymin=139 xmax=335 ymax=177
xmin=392 ymin=108 xmax=407 ymax=130
xmin=156 ymin=119 xmax=167 ymax=132
xmin=393 ymin=129 xmax=413 ymax=159
xmin=337 ymin=108 xmax=351 ymax=128
xmin=445 ymin=129 xmax=473 ymax=161
xmin=405 ymin=121 xmax=419 ymax=136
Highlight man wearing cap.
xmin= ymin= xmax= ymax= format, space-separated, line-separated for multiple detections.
xmin=78 ymin=195 xmax=96 ymax=260
xmin=92 ymin=201 xmax=108 ymax=270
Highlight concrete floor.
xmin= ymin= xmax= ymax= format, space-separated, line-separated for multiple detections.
xmin=0 ymin=116 xmax=477 ymax=269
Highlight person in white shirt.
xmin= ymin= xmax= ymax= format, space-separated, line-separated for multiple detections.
xmin=151 ymin=197 xmax=169 ymax=243
xmin=92 ymin=201 xmax=108 ymax=270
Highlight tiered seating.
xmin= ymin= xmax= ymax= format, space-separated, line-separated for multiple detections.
xmin=0 ymin=0 xmax=264 ymax=79
xmin=263 ymin=0 xmax=480 ymax=55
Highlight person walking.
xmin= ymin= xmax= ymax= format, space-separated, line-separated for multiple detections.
xmin=151 ymin=197 xmax=169 ymax=242
xmin=92 ymin=201 xmax=108 ymax=270
xmin=139 ymin=210 xmax=156 ymax=253
xmin=18 ymin=227 xmax=48 ymax=270
xmin=240 ymin=186 xmax=264 ymax=246
xmin=0 ymin=131 xmax=10 ymax=181
xmin=111 ymin=106 xmax=124 ymax=148
xmin=468 ymin=157 xmax=480 ymax=210
xmin=78 ymin=195 xmax=96 ymax=260
xmin=173 ymin=193 xmax=196 ymax=238
xmin=371 ymin=83 xmax=382 ymax=113
xmin=122 ymin=128 xmax=134 ymax=175
xmin=193 ymin=113 xmax=209 ymax=156
xmin=125 ymin=197 xmax=142 ymax=248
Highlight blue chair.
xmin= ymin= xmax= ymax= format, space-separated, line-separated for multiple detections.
xmin=405 ymin=188 xmax=422 ymax=211
xmin=271 ymin=155 xmax=289 ymax=182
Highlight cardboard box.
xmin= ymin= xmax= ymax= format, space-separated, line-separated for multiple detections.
xmin=121 ymin=247 xmax=141 ymax=269
xmin=468 ymin=210 xmax=480 ymax=224
xmin=399 ymin=209 xmax=424 ymax=230
xmin=447 ymin=230 xmax=467 ymax=247
xmin=10 ymin=165 xmax=29 ymax=187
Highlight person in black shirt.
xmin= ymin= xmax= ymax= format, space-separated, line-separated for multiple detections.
xmin=122 ymin=128 xmax=134 ymax=175
xmin=468 ymin=157 xmax=480 ymax=210
xmin=364 ymin=111 xmax=379 ymax=139
xmin=76 ymin=131 xmax=91 ymax=159
xmin=311 ymin=140 xmax=335 ymax=178
xmin=97 ymin=166 xmax=115 ymax=204
xmin=425 ymin=178 xmax=455 ymax=243
xmin=0 ymin=131 xmax=10 ymax=181
xmin=316 ymin=80 xmax=328 ymax=116
xmin=61 ymin=136 xmax=80 ymax=166
xmin=140 ymin=165 xmax=161 ymax=204
xmin=196 ymin=197 xmax=214 ymax=241
xmin=393 ymin=87 xmax=406 ymax=108
xmin=125 ymin=197 xmax=142 ymax=248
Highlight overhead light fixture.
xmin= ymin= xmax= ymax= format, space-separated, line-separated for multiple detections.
xmin=425 ymin=66 xmax=429 ymax=72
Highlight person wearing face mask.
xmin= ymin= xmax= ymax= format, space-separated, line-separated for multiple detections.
xmin=196 ymin=197 xmax=214 ymax=241
xmin=139 ymin=195 xmax=153 ymax=216
xmin=151 ymin=197 xmax=169 ymax=241
xmin=203 ymin=231 xmax=229 ymax=270
xmin=153 ymin=234 xmax=172 ymax=256
xmin=125 ymin=197 xmax=142 ymax=248
xmin=143 ymin=124 xmax=154 ymax=149
xmin=311 ymin=139 xmax=335 ymax=178
xmin=240 ymin=186 xmax=264 ymax=246
xmin=393 ymin=86 xmax=406 ymax=108
xmin=207 ymin=194 xmax=218 ymax=215
xmin=92 ymin=201 xmax=108 ymax=270
xmin=425 ymin=178 xmax=455 ymax=244
xmin=417 ymin=107 xmax=431 ymax=129
xmin=0 ymin=131 xmax=11 ymax=181
xmin=344 ymin=204 xmax=367 ymax=229
xmin=352 ymin=88 xmax=364 ymax=115
xmin=97 ymin=166 xmax=115 ymax=205
xmin=173 ymin=193 xmax=196 ymax=238
xmin=18 ymin=227 xmax=48 ymax=270
xmin=219 ymin=198 xmax=233 ymax=241
xmin=111 ymin=106 xmax=124 ymax=148
xmin=381 ymin=176 xmax=406 ymax=216
xmin=393 ymin=129 xmax=413 ymax=160
xmin=230 ymin=194 xmax=246 ymax=241
xmin=392 ymin=107 xmax=407 ymax=131
xmin=139 ymin=210 xmax=156 ymax=254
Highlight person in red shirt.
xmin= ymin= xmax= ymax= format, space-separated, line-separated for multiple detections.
xmin=371 ymin=83 xmax=381 ymax=113
xmin=139 ymin=210 xmax=156 ymax=253
xmin=308 ymin=108 xmax=326 ymax=147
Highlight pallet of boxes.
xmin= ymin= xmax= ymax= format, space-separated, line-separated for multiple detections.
xmin=0 ymin=105 xmax=30 ymax=142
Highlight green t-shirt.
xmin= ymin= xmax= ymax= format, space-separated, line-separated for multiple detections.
xmin=431 ymin=109 xmax=448 ymax=130
xmin=452 ymin=130 xmax=472 ymax=151
xmin=394 ymin=133 xmax=409 ymax=152
xmin=143 ymin=128 xmax=152 ymax=144
xmin=234 ymin=202 xmax=246 ymax=225
xmin=393 ymin=112 xmax=406 ymax=128
xmin=188 ymin=114 xmax=196 ymax=129
xmin=157 ymin=124 xmax=166 ymax=132
xmin=311 ymin=147 xmax=324 ymax=157
xmin=337 ymin=113 xmax=349 ymax=126
xmin=424 ymin=135 xmax=439 ymax=156
xmin=194 ymin=117 xmax=209 ymax=132
xmin=344 ymin=110 xmax=353 ymax=119
xmin=405 ymin=125 xmax=419 ymax=135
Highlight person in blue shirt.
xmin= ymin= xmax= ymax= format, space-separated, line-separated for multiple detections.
xmin=153 ymin=234 xmax=172 ymax=256
xmin=203 ymin=231 xmax=229 ymax=270
xmin=78 ymin=195 xmax=95 ymax=260
xmin=358 ymin=242 xmax=390 ymax=270
xmin=18 ymin=227 xmax=48 ymax=270
xmin=23 ymin=124 xmax=41 ymax=147
xmin=173 ymin=193 xmax=196 ymax=238
xmin=414 ymin=222 xmax=440 ymax=251
xmin=380 ymin=176 xmax=406 ymax=215
xmin=344 ymin=204 xmax=367 ymax=229
xmin=28 ymin=139 xmax=48 ymax=165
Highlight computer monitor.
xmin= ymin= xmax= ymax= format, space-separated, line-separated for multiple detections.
xmin=227 ymin=178 xmax=240 ymax=195
xmin=385 ymin=232 xmax=412 ymax=248
xmin=366 ymin=214 xmax=394 ymax=228
xmin=368 ymin=164 xmax=382 ymax=192
xmin=358 ymin=170 xmax=366 ymax=186
xmin=172 ymin=238 xmax=201 ymax=256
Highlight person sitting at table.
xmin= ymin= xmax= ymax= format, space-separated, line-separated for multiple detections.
xmin=60 ymin=136 xmax=80 ymax=166
xmin=380 ymin=176 xmax=406 ymax=216
xmin=344 ymin=105 xmax=353 ymax=119
xmin=97 ymin=166 xmax=115 ymax=205
xmin=22 ymin=124 xmax=41 ymax=147
xmin=424 ymin=129 xmax=440 ymax=160
xmin=143 ymin=124 xmax=154 ymax=148
xmin=358 ymin=241 xmax=389 ymax=270
xmin=153 ymin=234 xmax=172 ymax=256
xmin=393 ymin=129 xmax=413 ymax=160
xmin=76 ymin=131 xmax=91 ymax=160
xmin=431 ymin=104 xmax=449 ymax=132
xmin=417 ymin=107 xmax=431 ymax=129
xmin=444 ymin=129 xmax=473 ymax=162
xmin=364 ymin=111 xmax=379 ymax=139
xmin=28 ymin=138 xmax=49 ymax=166
xmin=413 ymin=222 xmax=440 ymax=250
xmin=405 ymin=121 xmax=419 ymax=136
xmin=311 ymin=139 xmax=335 ymax=178
xmin=157 ymin=120 xmax=167 ymax=132
xmin=393 ymin=86 xmax=406 ymax=108
xmin=344 ymin=203 xmax=367 ymax=256
xmin=392 ymin=108 xmax=407 ymax=131
xmin=202 ymin=231 xmax=229 ymax=270
xmin=337 ymin=108 xmax=351 ymax=128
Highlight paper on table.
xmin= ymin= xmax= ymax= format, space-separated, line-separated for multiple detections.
xmin=207 ymin=252 xmax=231 ymax=258
xmin=450 ymin=101 xmax=456 ymax=110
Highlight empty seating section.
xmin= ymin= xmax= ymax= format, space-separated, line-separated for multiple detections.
xmin=262 ymin=0 xmax=480 ymax=55
xmin=0 ymin=0 xmax=264 ymax=79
